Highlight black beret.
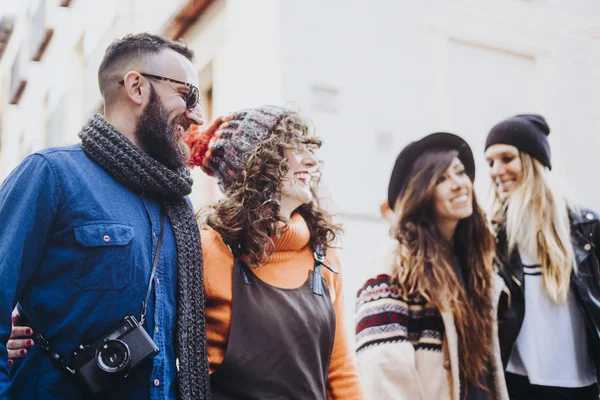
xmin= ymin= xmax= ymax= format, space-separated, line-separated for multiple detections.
xmin=387 ymin=132 xmax=475 ymax=211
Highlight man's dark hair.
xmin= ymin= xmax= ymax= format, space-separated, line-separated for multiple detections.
xmin=98 ymin=33 xmax=194 ymax=103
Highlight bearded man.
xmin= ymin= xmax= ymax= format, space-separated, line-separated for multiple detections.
xmin=0 ymin=33 xmax=211 ymax=400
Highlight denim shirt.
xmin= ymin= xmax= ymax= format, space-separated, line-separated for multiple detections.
xmin=0 ymin=145 xmax=179 ymax=400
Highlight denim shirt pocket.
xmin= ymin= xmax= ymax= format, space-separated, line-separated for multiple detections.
xmin=73 ymin=222 xmax=134 ymax=291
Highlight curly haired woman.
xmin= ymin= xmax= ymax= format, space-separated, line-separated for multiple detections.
xmin=184 ymin=105 xmax=364 ymax=399
xmin=355 ymin=133 xmax=509 ymax=400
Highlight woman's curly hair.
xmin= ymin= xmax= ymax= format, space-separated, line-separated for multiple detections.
xmin=203 ymin=112 xmax=341 ymax=266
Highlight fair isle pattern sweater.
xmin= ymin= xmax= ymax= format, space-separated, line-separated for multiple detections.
xmin=355 ymin=241 xmax=509 ymax=400
xmin=356 ymin=274 xmax=444 ymax=353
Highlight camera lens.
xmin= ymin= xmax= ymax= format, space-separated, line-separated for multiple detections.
xmin=96 ymin=340 xmax=131 ymax=374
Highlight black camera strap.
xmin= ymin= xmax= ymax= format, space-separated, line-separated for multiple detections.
xmin=29 ymin=317 xmax=76 ymax=374
xmin=20 ymin=208 xmax=166 ymax=375
xmin=140 ymin=209 xmax=165 ymax=325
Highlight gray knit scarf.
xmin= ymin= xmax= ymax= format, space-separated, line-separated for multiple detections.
xmin=79 ymin=114 xmax=210 ymax=400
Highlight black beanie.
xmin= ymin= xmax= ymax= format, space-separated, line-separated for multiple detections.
xmin=485 ymin=114 xmax=551 ymax=170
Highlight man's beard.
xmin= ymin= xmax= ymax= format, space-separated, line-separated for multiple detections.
xmin=135 ymin=84 xmax=190 ymax=170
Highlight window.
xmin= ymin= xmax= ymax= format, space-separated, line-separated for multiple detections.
xmin=9 ymin=52 xmax=27 ymax=105
xmin=0 ymin=17 xmax=15 ymax=63
xmin=30 ymin=0 xmax=54 ymax=62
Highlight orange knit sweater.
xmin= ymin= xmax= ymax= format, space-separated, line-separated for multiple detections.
xmin=202 ymin=213 xmax=364 ymax=399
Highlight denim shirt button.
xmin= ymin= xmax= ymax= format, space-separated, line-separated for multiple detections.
xmin=103 ymin=235 xmax=110 ymax=243
xmin=154 ymin=379 xmax=160 ymax=386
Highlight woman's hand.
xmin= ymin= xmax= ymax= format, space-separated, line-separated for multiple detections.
xmin=7 ymin=311 xmax=34 ymax=367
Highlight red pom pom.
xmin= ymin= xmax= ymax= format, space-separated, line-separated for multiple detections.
xmin=183 ymin=124 xmax=214 ymax=169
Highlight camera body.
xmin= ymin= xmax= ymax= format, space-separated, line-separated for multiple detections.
xmin=70 ymin=315 xmax=159 ymax=395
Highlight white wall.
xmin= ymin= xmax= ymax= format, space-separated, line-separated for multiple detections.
xmin=185 ymin=0 xmax=284 ymax=111
xmin=277 ymin=0 xmax=600 ymax=337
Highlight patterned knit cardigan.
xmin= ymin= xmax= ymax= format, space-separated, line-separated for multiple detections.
xmin=355 ymin=240 xmax=509 ymax=400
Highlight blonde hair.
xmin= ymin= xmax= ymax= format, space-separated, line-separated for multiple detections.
xmin=489 ymin=152 xmax=574 ymax=303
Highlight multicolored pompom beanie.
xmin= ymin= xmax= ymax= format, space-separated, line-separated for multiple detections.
xmin=183 ymin=105 xmax=289 ymax=192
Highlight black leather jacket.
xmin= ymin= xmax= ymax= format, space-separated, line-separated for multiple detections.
xmin=495 ymin=206 xmax=600 ymax=384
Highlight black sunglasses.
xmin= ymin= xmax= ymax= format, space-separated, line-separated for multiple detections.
xmin=119 ymin=72 xmax=200 ymax=111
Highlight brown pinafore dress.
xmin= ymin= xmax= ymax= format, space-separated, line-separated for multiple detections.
xmin=210 ymin=249 xmax=337 ymax=400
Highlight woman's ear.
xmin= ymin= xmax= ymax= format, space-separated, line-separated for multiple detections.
xmin=380 ymin=200 xmax=394 ymax=224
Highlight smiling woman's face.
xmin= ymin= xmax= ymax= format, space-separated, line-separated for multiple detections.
xmin=280 ymin=146 xmax=318 ymax=211
xmin=484 ymin=144 xmax=523 ymax=202
xmin=433 ymin=157 xmax=473 ymax=223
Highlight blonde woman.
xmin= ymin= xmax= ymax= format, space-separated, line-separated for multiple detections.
xmin=485 ymin=114 xmax=600 ymax=399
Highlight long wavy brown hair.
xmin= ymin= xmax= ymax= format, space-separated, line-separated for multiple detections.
xmin=203 ymin=112 xmax=341 ymax=266
xmin=391 ymin=149 xmax=494 ymax=392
